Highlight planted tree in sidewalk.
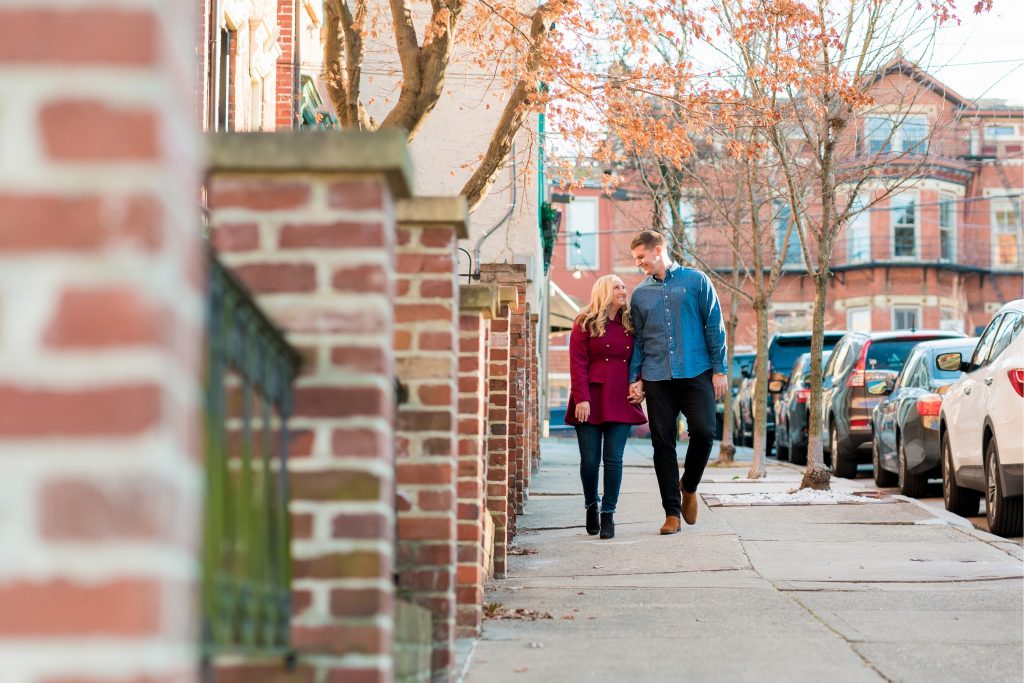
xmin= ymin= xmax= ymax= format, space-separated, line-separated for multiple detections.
xmin=700 ymin=0 xmax=989 ymax=489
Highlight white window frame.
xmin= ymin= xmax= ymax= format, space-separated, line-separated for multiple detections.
xmin=991 ymin=197 xmax=1022 ymax=270
xmin=847 ymin=306 xmax=872 ymax=333
xmin=677 ymin=198 xmax=697 ymax=257
xmin=892 ymin=305 xmax=921 ymax=331
xmin=566 ymin=197 xmax=599 ymax=271
xmin=865 ymin=114 xmax=928 ymax=154
xmin=986 ymin=124 xmax=1017 ymax=138
xmin=773 ymin=200 xmax=801 ymax=266
xmin=890 ymin=191 xmax=919 ymax=259
xmin=847 ymin=194 xmax=870 ymax=263
xmin=938 ymin=192 xmax=957 ymax=263
xmin=940 ymin=306 xmax=964 ymax=333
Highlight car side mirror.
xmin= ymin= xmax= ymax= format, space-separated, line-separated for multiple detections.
xmin=866 ymin=378 xmax=890 ymax=396
xmin=740 ymin=366 xmax=751 ymax=379
xmin=935 ymin=352 xmax=962 ymax=372
xmin=768 ymin=380 xmax=785 ymax=393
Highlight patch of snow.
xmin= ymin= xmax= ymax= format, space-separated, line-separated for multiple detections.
xmin=710 ymin=488 xmax=887 ymax=505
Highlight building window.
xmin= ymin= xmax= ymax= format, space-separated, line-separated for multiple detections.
xmin=939 ymin=193 xmax=956 ymax=262
xmin=940 ymin=306 xmax=964 ymax=333
xmin=992 ymin=197 xmax=1022 ymax=269
xmin=567 ymin=197 xmax=599 ymax=270
xmin=865 ymin=114 xmax=928 ymax=154
xmin=893 ymin=306 xmax=920 ymax=331
xmin=847 ymin=194 xmax=870 ymax=262
xmin=987 ymin=125 xmax=1016 ymax=138
xmin=847 ymin=306 xmax=871 ymax=333
xmin=675 ymin=198 xmax=697 ymax=259
xmin=891 ymin=192 xmax=917 ymax=258
xmin=773 ymin=200 xmax=801 ymax=266
xmin=215 ymin=28 xmax=235 ymax=132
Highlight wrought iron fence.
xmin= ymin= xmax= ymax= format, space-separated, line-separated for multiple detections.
xmin=201 ymin=248 xmax=301 ymax=665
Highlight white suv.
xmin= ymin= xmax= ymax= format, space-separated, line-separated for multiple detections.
xmin=938 ymin=299 xmax=1024 ymax=538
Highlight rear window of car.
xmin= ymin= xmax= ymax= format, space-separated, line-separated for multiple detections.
xmin=771 ymin=336 xmax=843 ymax=375
xmin=866 ymin=338 xmax=950 ymax=372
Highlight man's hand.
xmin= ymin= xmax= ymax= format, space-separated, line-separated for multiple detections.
xmin=712 ymin=372 xmax=728 ymax=401
xmin=628 ymin=381 xmax=645 ymax=404
xmin=575 ymin=401 xmax=591 ymax=422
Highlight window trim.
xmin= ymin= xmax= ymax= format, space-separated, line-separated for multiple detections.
xmin=938 ymin=192 xmax=957 ymax=263
xmin=566 ymin=197 xmax=600 ymax=271
xmin=865 ymin=114 xmax=929 ymax=154
xmin=991 ymin=197 xmax=1022 ymax=270
xmin=846 ymin=305 xmax=872 ymax=333
xmin=847 ymin=195 xmax=871 ymax=263
xmin=890 ymin=191 xmax=919 ymax=260
xmin=892 ymin=305 xmax=921 ymax=331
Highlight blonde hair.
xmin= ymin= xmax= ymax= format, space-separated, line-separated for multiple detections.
xmin=576 ymin=275 xmax=634 ymax=337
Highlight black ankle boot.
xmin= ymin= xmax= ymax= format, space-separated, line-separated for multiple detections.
xmin=585 ymin=504 xmax=600 ymax=535
xmin=599 ymin=512 xmax=615 ymax=539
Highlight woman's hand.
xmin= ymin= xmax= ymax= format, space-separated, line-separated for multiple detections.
xmin=575 ymin=401 xmax=591 ymax=422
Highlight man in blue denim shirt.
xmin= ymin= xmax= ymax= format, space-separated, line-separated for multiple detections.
xmin=627 ymin=230 xmax=727 ymax=535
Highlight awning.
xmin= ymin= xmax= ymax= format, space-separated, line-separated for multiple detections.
xmin=549 ymin=279 xmax=580 ymax=332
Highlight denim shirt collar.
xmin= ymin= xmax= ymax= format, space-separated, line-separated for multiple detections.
xmin=652 ymin=261 xmax=680 ymax=283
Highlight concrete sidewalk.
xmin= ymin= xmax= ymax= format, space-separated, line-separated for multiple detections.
xmin=459 ymin=438 xmax=1024 ymax=683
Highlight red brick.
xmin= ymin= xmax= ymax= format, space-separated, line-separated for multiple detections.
xmin=326 ymin=669 xmax=387 ymax=683
xmin=331 ymin=428 xmax=388 ymax=457
xmin=0 ymin=8 xmax=156 ymax=65
xmin=397 ymin=409 xmax=451 ymax=431
xmin=39 ymin=477 xmax=174 ymax=541
xmin=394 ymin=329 xmax=413 ymax=351
xmin=395 ymin=304 xmax=453 ymax=323
xmin=292 ymin=551 xmax=384 ymax=579
xmin=0 ymin=384 xmax=160 ymax=436
xmin=292 ymin=512 xmax=314 ymax=539
xmin=210 ymin=180 xmax=310 ymax=210
xmin=420 ymin=228 xmax=456 ymax=248
xmin=396 ymin=463 xmax=451 ymax=485
xmin=40 ymin=101 xmax=158 ymax=161
xmin=326 ymin=180 xmax=384 ymax=211
xmin=420 ymin=330 xmax=455 ymax=351
xmin=233 ymin=263 xmax=316 ymax=294
xmin=291 ymin=469 xmax=381 ymax=501
xmin=0 ymin=580 xmax=160 ymax=635
xmin=331 ymin=264 xmax=388 ymax=293
xmin=292 ymin=624 xmax=385 ymax=655
xmin=418 ymin=384 xmax=452 ymax=406
xmin=275 ymin=305 xmax=387 ymax=335
xmin=329 ymin=587 xmax=392 ymax=617
xmin=279 ymin=222 xmax=384 ymax=248
xmin=402 ymin=569 xmax=452 ymax=592
xmin=397 ymin=254 xmax=454 ymax=274
xmin=460 ymin=314 xmax=483 ymax=331
xmin=211 ymin=222 xmax=260 ymax=251
xmin=330 ymin=345 xmax=387 ymax=373
xmin=418 ymin=490 xmax=454 ymax=511
xmin=422 ymin=437 xmax=452 ymax=455
xmin=420 ymin=278 xmax=454 ymax=298
xmin=332 ymin=512 xmax=390 ymax=539
xmin=398 ymin=517 xmax=453 ymax=541
xmin=292 ymin=588 xmax=314 ymax=616
xmin=44 ymin=288 xmax=162 ymax=349
xmin=0 ymin=193 xmax=162 ymax=252
xmin=294 ymin=386 xmax=388 ymax=419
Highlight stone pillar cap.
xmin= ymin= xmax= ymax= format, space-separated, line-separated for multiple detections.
xmin=459 ymin=284 xmax=500 ymax=318
xmin=397 ymin=196 xmax=468 ymax=238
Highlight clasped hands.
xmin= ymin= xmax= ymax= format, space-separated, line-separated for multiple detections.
xmin=628 ymin=381 xmax=645 ymax=404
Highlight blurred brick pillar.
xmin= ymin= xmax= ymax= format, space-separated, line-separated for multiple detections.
xmin=530 ymin=313 xmax=542 ymax=471
xmin=207 ymin=130 xmax=412 ymax=683
xmin=0 ymin=2 xmax=203 ymax=682
xmin=393 ymin=197 xmax=467 ymax=681
xmin=454 ymin=285 xmax=499 ymax=636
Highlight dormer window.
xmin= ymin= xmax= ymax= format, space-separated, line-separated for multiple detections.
xmin=865 ymin=114 xmax=928 ymax=154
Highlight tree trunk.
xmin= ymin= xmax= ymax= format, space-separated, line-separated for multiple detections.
xmin=800 ymin=271 xmax=831 ymax=490
xmin=747 ymin=299 xmax=769 ymax=480
xmin=714 ymin=291 xmax=741 ymax=466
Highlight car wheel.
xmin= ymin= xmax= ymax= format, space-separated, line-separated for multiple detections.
xmin=942 ymin=431 xmax=980 ymax=517
xmin=897 ymin=433 xmax=928 ymax=498
xmin=872 ymin=435 xmax=897 ymax=487
xmin=831 ymin=421 xmax=857 ymax=479
xmin=985 ymin=436 xmax=1023 ymax=538
xmin=790 ymin=442 xmax=807 ymax=466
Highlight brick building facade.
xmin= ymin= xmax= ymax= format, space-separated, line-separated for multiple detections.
xmin=547 ymin=63 xmax=1023 ymax=417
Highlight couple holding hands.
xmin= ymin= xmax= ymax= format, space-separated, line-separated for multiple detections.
xmin=565 ymin=230 xmax=728 ymax=539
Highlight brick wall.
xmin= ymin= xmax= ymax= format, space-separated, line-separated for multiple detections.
xmin=0 ymin=2 xmax=203 ymax=682
xmin=393 ymin=197 xmax=467 ymax=682
xmin=455 ymin=285 xmax=500 ymax=637
xmin=276 ymin=0 xmax=296 ymax=129
xmin=530 ymin=314 xmax=542 ymax=472
xmin=207 ymin=130 xmax=413 ymax=683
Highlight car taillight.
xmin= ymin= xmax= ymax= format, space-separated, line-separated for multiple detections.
xmin=1009 ymin=369 xmax=1024 ymax=398
xmin=847 ymin=340 xmax=872 ymax=387
xmin=916 ymin=395 xmax=943 ymax=417
xmin=850 ymin=418 xmax=870 ymax=429
xmin=796 ymin=389 xmax=810 ymax=404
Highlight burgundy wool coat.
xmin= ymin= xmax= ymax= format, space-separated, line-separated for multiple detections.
xmin=565 ymin=313 xmax=648 ymax=426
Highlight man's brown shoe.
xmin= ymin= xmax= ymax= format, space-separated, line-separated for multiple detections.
xmin=659 ymin=515 xmax=682 ymax=535
xmin=682 ymin=490 xmax=699 ymax=525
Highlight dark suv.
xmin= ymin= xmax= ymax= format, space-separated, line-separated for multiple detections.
xmin=822 ymin=329 xmax=965 ymax=478
xmin=736 ymin=332 xmax=847 ymax=448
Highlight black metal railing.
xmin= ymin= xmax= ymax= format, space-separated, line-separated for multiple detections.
xmin=201 ymin=248 xmax=301 ymax=664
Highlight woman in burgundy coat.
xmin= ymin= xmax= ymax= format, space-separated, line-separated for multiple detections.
xmin=565 ymin=275 xmax=647 ymax=539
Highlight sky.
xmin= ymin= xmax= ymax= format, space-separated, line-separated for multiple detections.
xmin=925 ymin=1 xmax=1024 ymax=104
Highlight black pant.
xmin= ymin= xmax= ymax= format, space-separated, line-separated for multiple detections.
xmin=644 ymin=371 xmax=716 ymax=516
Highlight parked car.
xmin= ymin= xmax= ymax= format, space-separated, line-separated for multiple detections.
xmin=736 ymin=332 xmax=846 ymax=449
xmin=717 ymin=352 xmax=755 ymax=440
xmin=869 ymin=337 xmax=979 ymax=497
xmin=938 ymin=299 xmax=1024 ymax=538
xmin=822 ymin=329 xmax=966 ymax=479
xmin=774 ymin=351 xmax=832 ymax=465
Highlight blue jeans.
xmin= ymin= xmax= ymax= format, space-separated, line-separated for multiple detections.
xmin=574 ymin=422 xmax=631 ymax=513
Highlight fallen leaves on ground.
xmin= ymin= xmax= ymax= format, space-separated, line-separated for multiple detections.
xmin=508 ymin=545 xmax=538 ymax=556
xmin=484 ymin=602 xmax=553 ymax=621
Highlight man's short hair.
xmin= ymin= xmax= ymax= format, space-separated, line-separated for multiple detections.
xmin=630 ymin=230 xmax=666 ymax=250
